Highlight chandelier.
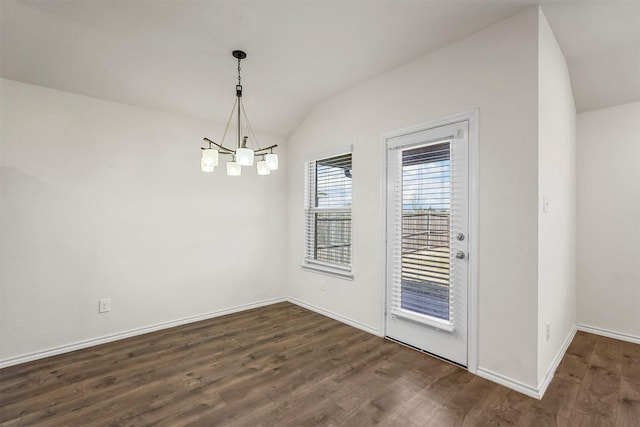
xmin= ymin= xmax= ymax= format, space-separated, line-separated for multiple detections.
xmin=200 ymin=50 xmax=278 ymax=176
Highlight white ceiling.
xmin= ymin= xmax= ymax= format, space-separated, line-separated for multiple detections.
xmin=1 ymin=1 xmax=639 ymax=138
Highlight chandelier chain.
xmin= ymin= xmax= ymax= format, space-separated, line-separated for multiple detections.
xmin=237 ymin=58 xmax=242 ymax=85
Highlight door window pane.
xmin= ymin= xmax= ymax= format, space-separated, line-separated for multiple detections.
xmin=401 ymin=142 xmax=451 ymax=320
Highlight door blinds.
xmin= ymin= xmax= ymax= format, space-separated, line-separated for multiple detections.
xmin=389 ymin=141 xmax=452 ymax=322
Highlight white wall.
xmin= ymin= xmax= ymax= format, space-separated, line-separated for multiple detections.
xmin=0 ymin=79 xmax=287 ymax=363
xmin=286 ymin=8 xmax=541 ymax=387
xmin=536 ymin=9 xmax=577 ymax=387
xmin=577 ymin=102 xmax=640 ymax=339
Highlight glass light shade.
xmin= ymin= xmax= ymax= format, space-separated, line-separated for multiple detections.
xmin=226 ymin=161 xmax=241 ymax=176
xmin=236 ymin=148 xmax=254 ymax=166
xmin=201 ymin=149 xmax=219 ymax=167
xmin=257 ymin=160 xmax=270 ymax=175
xmin=265 ymin=153 xmax=278 ymax=170
xmin=201 ymin=158 xmax=214 ymax=173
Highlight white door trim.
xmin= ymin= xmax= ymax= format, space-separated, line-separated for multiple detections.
xmin=379 ymin=109 xmax=479 ymax=373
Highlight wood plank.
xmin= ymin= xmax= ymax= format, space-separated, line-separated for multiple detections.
xmin=620 ymin=339 xmax=640 ymax=379
xmin=520 ymin=376 xmax=581 ymax=427
xmin=555 ymin=352 xmax=590 ymax=384
xmin=572 ymin=365 xmax=620 ymax=425
xmin=472 ymin=387 xmax=535 ymax=426
xmin=617 ymin=375 xmax=640 ymax=427
xmin=566 ymin=331 xmax=597 ymax=361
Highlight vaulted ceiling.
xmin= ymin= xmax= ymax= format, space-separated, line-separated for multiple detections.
xmin=2 ymin=1 xmax=638 ymax=138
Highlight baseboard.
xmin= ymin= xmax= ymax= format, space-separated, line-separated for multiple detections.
xmin=477 ymin=326 xmax=577 ymax=400
xmin=538 ymin=325 xmax=577 ymax=398
xmin=286 ymin=297 xmax=383 ymax=337
xmin=577 ymin=324 xmax=640 ymax=344
xmin=0 ymin=297 xmax=286 ymax=369
xmin=475 ymin=367 xmax=541 ymax=399
xmin=477 ymin=323 xmax=636 ymax=400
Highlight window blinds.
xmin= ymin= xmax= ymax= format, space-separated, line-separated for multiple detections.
xmin=389 ymin=142 xmax=452 ymax=322
xmin=305 ymin=153 xmax=352 ymax=268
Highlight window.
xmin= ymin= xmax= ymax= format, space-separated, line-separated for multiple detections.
xmin=303 ymin=150 xmax=353 ymax=279
xmin=396 ymin=142 xmax=451 ymax=320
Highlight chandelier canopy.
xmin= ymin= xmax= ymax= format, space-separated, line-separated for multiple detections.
xmin=200 ymin=50 xmax=278 ymax=176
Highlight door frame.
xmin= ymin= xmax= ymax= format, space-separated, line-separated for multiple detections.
xmin=379 ymin=109 xmax=479 ymax=373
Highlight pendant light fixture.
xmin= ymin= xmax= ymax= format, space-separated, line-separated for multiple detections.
xmin=200 ymin=50 xmax=278 ymax=176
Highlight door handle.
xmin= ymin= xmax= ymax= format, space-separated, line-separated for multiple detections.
xmin=455 ymin=251 xmax=466 ymax=259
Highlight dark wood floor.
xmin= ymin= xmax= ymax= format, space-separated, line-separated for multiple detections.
xmin=1 ymin=302 xmax=638 ymax=426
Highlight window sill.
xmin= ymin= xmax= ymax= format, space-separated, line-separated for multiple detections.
xmin=301 ymin=262 xmax=354 ymax=280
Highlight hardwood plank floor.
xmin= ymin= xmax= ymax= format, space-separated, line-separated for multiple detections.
xmin=1 ymin=302 xmax=638 ymax=426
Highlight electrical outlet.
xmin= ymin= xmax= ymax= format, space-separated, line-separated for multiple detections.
xmin=320 ymin=279 xmax=327 ymax=292
xmin=99 ymin=298 xmax=111 ymax=313
xmin=546 ymin=323 xmax=551 ymax=341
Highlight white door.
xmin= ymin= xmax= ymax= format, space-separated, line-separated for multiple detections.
xmin=385 ymin=120 xmax=469 ymax=366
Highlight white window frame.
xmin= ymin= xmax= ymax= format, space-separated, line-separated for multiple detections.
xmin=301 ymin=145 xmax=354 ymax=280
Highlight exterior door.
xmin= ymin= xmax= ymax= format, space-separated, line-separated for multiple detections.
xmin=385 ymin=120 xmax=469 ymax=366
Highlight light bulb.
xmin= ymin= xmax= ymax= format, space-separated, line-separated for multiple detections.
xmin=201 ymin=157 xmax=214 ymax=173
xmin=265 ymin=153 xmax=278 ymax=171
xmin=257 ymin=160 xmax=270 ymax=175
xmin=236 ymin=148 xmax=254 ymax=166
xmin=226 ymin=161 xmax=241 ymax=176
xmin=201 ymin=148 xmax=219 ymax=168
